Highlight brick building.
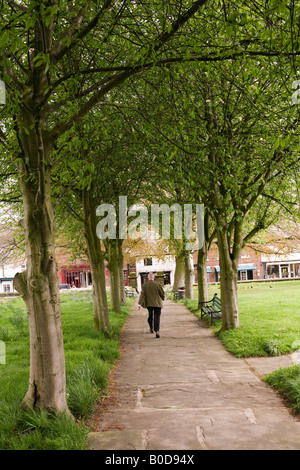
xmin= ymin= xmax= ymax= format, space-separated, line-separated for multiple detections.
xmin=55 ymin=244 xmax=133 ymax=288
xmin=193 ymin=245 xmax=263 ymax=284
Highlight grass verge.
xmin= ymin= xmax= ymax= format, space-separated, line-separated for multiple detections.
xmin=263 ymin=365 xmax=300 ymax=414
xmin=0 ymin=290 xmax=133 ymax=450
xmin=186 ymin=281 xmax=300 ymax=358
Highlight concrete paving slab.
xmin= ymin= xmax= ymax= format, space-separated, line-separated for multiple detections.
xmin=245 ymin=355 xmax=294 ymax=377
xmin=88 ymin=300 xmax=300 ymax=451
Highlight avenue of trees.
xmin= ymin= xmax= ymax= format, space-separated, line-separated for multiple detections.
xmin=0 ymin=0 xmax=299 ymax=414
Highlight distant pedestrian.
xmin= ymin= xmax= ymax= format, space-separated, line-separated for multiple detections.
xmin=138 ymin=272 xmax=165 ymax=338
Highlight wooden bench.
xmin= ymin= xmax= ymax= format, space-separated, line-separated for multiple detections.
xmin=125 ymin=288 xmax=135 ymax=298
xmin=198 ymin=293 xmax=222 ymax=325
xmin=174 ymin=287 xmax=185 ymax=301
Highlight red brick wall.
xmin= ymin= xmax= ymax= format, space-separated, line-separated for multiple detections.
xmin=193 ymin=246 xmax=263 ymax=283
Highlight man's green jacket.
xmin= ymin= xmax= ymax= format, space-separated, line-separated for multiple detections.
xmin=138 ymin=280 xmax=165 ymax=308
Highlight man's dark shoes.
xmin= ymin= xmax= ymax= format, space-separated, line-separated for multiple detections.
xmin=155 ymin=332 xmax=160 ymax=338
xmin=150 ymin=329 xmax=154 ymax=333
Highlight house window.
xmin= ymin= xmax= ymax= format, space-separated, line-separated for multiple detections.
xmin=164 ymin=271 xmax=171 ymax=285
xmin=144 ymin=258 xmax=152 ymax=266
xmin=281 ymin=266 xmax=289 ymax=278
xmin=3 ymin=284 xmax=10 ymax=293
xmin=240 ymin=271 xmax=247 ymax=281
xmin=267 ymin=264 xmax=279 ymax=278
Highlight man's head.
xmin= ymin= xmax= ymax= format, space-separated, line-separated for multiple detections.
xmin=148 ymin=272 xmax=155 ymax=281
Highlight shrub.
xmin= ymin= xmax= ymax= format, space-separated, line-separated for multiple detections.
xmin=261 ymin=340 xmax=279 ymax=356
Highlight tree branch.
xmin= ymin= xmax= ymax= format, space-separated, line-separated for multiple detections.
xmin=52 ymin=0 xmax=120 ymax=62
xmin=261 ymin=192 xmax=297 ymax=216
xmin=47 ymin=0 xmax=209 ymax=141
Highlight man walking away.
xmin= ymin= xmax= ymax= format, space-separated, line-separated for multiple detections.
xmin=138 ymin=272 xmax=165 ymax=338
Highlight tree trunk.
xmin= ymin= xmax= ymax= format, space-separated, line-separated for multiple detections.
xmin=117 ymin=239 xmax=126 ymax=305
xmin=82 ymin=190 xmax=110 ymax=331
xmin=217 ymin=230 xmax=239 ymax=330
xmin=106 ymin=239 xmax=122 ymax=313
xmin=90 ymin=253 xmax=110 ymax=331
xmin=184 ymin=250 xmax=194 ymax=299
xmin=173 ymin=252 xmax=185 ymax=291
xmin=197 ymin=244 xmax=208 ymax=303
xmin=13 ymin=130 xmax=69 ymax=413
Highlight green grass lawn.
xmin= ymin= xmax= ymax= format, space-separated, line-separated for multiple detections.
xmin=186 ymin=280 xmax=300 ymax=358
xmin=0 ymin=290 xmax=133 ymax=450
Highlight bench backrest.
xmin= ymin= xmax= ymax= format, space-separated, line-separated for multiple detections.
xmin=213 ymin=294 xmax=221 ymax=309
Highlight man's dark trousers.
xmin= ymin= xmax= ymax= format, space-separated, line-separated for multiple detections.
xmin=147 ymin=307 xmax=161 ymax=333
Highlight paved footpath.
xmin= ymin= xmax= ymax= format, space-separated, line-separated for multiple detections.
xmin=88 ymin=300 xmax=300 ymax=451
